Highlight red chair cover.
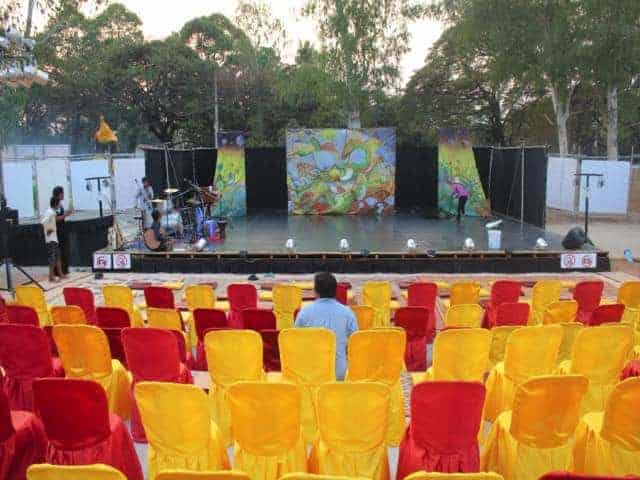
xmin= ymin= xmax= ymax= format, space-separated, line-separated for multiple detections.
xmin=493 ymin=302 xmax=530 ymax=327
xmin=0 ymin=324 xmax=59 ymax=411
xmin=336 ymin=282 xmax=350 ymax=305
xmin=621 ymin=359 xmax=640 ymax=381
xmin=407 ymin=282 xmax=438 ymax=309
xmin=63 ymin=287 xmax=97 ymax=325
xmin=101 ymin=327 xmax=127 ymax=367
xmin=394 ymin=307 xmax=434 ymax=371
xmin=96 ymin=307 xmax=131 ymax=328
xmin=259 ymin=329 xmax=280 ymax=372
xmin=193 ymin=309 xmax=228 ymax=370
xmin=0 ymin=388 xmax=47 ymax=480
xmin=589 ymin=303 xmax=625 ymax=326
xmin=122 ymin=328 xmax=193 ymax=442
xmin=484 ymin=281 xmax=522 ymax=327
xmin=170 ymin=329 xmax=195 ymax=369
xmin=397 ymin=381 xmax=485 ymax=478
xmin=0 ymin=297 xmax=7 ymax=323
xmin=540 ymin=473 xmax=640 ymax=480
xmin=6 ymin=305 xmax=40 ymax=326
xmin=143 ymin=286 xmax=175 ymax=309
xmin=33 ymin=378 xmax=142 ymax=480
xmin=227 ymin=284 xmax=258 ymax=328
xmin=242 ymin=308 xmax=277 ymax=330
xmin=573 ymin=280 xmax=604 ymax=324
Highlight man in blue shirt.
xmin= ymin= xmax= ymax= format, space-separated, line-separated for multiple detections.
xmin=295 ymin=272 xmax=358 ymax=380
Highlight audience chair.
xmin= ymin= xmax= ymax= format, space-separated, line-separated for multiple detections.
xmin=362 ymin=281 xmax=393 ymax=327
xmin=144 ymin=286 xmax=175 ymax=309
xmin=0 ymin=296 xmax=6 ymax=323
xmin=0 ymin=387 xmax=47 ymax=480
xmin=543 ymin=300 xmax=579 ymax=324
xmin=557 ymin=325 xmax=633 ymax=413
xmin=588 ymin=304 xmax=625 ymax=326
xmin=15 ymin=285 xmax=51 ymax=327
xmin=573 ymin=280 xmax=605 ymax=324
xmin=481 ymin=375 xmax=589 ymax=480
xmin=346 ymin=328 xmax=406 ymax=446
xmin=529 ymin=280 xmax=563 ymax=325
xmin=147 ymin=307 xmax=191 ymax=350
xmin=227 ymin=284 xmax=258 ymax=328
xmin=404 ymin=473 xmax=504 ymax=480
xmin=448 ymin=283 xmax=481 ymax=308
xmin=279 ymin=328 xmax=336 ymax=443
xmin=493 ymin=302 xmax=530 ymax=327
xmin=394 ymin=307 xmax=435 ymax=371
xmin=63 ymin=287 xmax=97 ymax=325
xmin=557 ymin=322 xmax=585 ymax=364
xmin=273 ymin=284 xmax=303 ymax=330
xmin=27 ymin=464 xmax=126 ymax=480
xmin=424 ymin=328 xmax=491 ymax=382
xmin=309 ymin=382 xmax=390 ymax=480
xmin=571 ymin=377 xmax=640 ymax=475
xmin=617 ymin=280 xmax=640 ymax=307
xmin=350 ymin=305 xmax=375 ymax=330
xmin=487 ymin=326 xmax=519 ymax=369
xmin=102 ymin=285 xmax=144 ymax=327
xmin=242 ymin=308 xmax=277 ymax=330
xmin=336 ymin=282 xmax=350 ymax=305
xmin=397 ymin=382 xmax=486 ymax=478
xmin=228 ymin=382 xmax=306 ymax=480
xmin=205 ymin=330 xmax=264 ymax=446
xmin=484 ymin=281 xmax=521 ymax=327
xmin=135 ymin=382 xmax=229 ymax=479
xmin=5 ymin=305 xmax=39 ymax=326
xmin=407 ymin=282 xmax=438 ymax=311
xmin=444 ymin=304 xmax=484 ymax=329
xmin=50 ymin=305 xmax=86 ymax=325
xmin=0 ymin=324 xmax=62 ymax=411
xmin=155 ymin=471 xmax=251 ymax=480
xmin=541 ymin=473 xmax=640 ymax=480
xmin=282 ymin=475 xmax=371 ymax=480
xmin=193 ymin=308 xmax=227 ymax=370
xmin=484 ymin=325 xmax=563 ymax=421
xmin=33 ymin=378 xmax=142 ymax=480
xmin=101 ymin=327 xmax=127 ymax=368
xmin=184 ymin=284 xmax=216 ymax=349
xmin=96 ymin=306 xmax=131 ymax=328
xmin=52 ymin=325 xmax=131 ymax=419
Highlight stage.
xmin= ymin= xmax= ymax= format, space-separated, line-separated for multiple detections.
xmin=104 ymin=213 xmax=610 ymax=274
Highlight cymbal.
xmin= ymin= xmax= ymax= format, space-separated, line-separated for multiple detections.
xmin=164 ymin=188 xmax=179 ymax=194
xmin=151 ymin=198 xmax=164 ymax=204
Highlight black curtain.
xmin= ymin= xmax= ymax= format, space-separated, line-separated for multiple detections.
xmin=245 ymin=147 xmax=288 ymax=212
xmin=395 ymin=147 xmax=439 ymax=214
xmin=144 ymin=148 xmax=216 ymax=194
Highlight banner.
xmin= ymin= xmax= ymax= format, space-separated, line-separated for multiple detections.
xmin=212 ymin=146 xmax=246 ymax=217
xmin=437 ymin=128 xmax=488 ymax=216
xmin=286 ymin=128 xmax=396 ymax=215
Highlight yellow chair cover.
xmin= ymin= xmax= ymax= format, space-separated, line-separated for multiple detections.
xmin=488 ymin=326 xmax=519 ymax=368
xmin=481 ymin=375 xmax=589 ymax=480
xmin=50 ymin=305 xmax=86 ymax=325
xmin=424 ymin=328 xmax=491 ymax=382
xmin=227 ymin=382 xmax=307 ymax=480
xmin=27 ymin=463 xmax=126 ymax=480
xmin=52 ymin=325 xmax=131 ymax=419
xmin=15 ymin=285 xmax=51 ymax=326
xmin=309 ymin=382 xmax=390 ymax=480
xmin=147 ymin=307 xmax=191 ymax=349
xmin=529 ymin=280 xmax=562 ymax=325
xmin=362 ymin=282 xmax=392 ymax=327
xmin=103 ymin=285 xmax=144 ymax=327
xmin=484 ymin=325 xmax=563 ymax=422
xmin=543 ymin=300 xmax=578 ymax=324
xmin=156 ymin=471 xmax=250 ymax=480
xmin=405 ymin=473 xmax=504 ymax=480
xmin=350 ymin=305 xmax=375 ymax=330
xmin=184 ymin=284 xmax=217 ymax=347
xmin=557 ymin=322 xmax=584 ymax=364
xmin=444 ymin=304 xmax=484 ymax=328
xmin=279 ymin=328 xmax=336 ymax=444
xmin=281 ymin=475 xmax=369 ymax=480
xmin=449 ymin=283 xmax=481 ymax=307
xmin=273 ymin=285 xmax=303 ymax=330
xmin=205 ymin=330 xmax=264 ymax=446
xmin=617 ymin=280 xmax=640 ymax=307
xmin=135 ymin=382 xmax=230 ymax=480
xmin=556 ymin=325 xmax=633 ymax=414
xmin=345 ymin=328 xmax=406 ymax=446
xmin=571 ymin=377 xmax=640 ymax=475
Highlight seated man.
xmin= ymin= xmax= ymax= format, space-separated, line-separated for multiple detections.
xmin=146 ymin=209 xmax=172 ymax=252
xmin=295 ymin=272 xmax=358 ymax=380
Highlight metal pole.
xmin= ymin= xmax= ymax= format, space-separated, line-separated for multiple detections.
xmin=214 ymin=72 xmax=219 ymax=149
xmin=97 ymin=179 xmax=103 ymax=218
xmin=520 ymin=142 xmax=525 ymax=228
xmin=488 ymin=147 xmax=494 ymax=202
xmin=584 ymin=175 xmax=590 ymax=238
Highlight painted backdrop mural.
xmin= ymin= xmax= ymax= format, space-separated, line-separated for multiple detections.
xmin=286 ymin=128 xmax=396 ymax=215
xmin=212 ymin=146 xmax=246 ymax=217
xmin=437 ymin=128 xmax=489 ymax=216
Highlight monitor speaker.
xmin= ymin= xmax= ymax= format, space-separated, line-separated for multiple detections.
xmin=562 ymin=227 xmax=588 ymax=250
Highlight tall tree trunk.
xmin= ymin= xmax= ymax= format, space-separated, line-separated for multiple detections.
xmin=606 ymin=85 xmax=619 ymax=160
xmin=214 ymin=71 xmax=219 ymax=148
xmin=550 ymin=84 xmax=571 ymax=156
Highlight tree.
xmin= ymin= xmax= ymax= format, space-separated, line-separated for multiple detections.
xmin=234 ymin=0 xmax=287 ymax=54
xmin=303 ymin=0 xmax=424 ymax=127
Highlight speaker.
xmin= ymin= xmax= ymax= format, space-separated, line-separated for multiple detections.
xmin=562 ymin=227 xmax=588 ymax=250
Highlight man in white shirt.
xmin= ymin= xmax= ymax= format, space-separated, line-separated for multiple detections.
xmin=135 ymin=177 xmax=154 ymax=227
xmin=41 ymin=196 xmax=63 ymax=282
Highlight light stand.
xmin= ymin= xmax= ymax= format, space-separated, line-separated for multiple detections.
xmin=0 ymin=219 xmax=43 ymax=293
xmin=575 ymin=172 xmax=604 ymax=239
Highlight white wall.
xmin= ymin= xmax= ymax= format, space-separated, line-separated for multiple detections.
xmin=113 ymin=156 xmax=145 ymax=210
xmin=70 ymin=158 xmax=110 ymax=211
xmin=36 ymin=158 xmax=70 ymax=214
xmin=578 ymin=159 xmax=631 ymax=214
xmin=546 ymin=156 xmax=578 ymax=211
xmin=3 ymin=161 xmax=35 ymax=218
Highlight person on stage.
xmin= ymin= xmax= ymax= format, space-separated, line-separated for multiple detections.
xmin=449 ymin=177 xmax=469 ymax=223
xmin=136 ymin=177 xmax=154 ymax=228
xmin=52 ymin=186 xmax=73 ymax=275
xmin=295 ymin=272 xmax=358 ymax=380
xmin=148 ymin=209 xmax=172 ymax=252
xmin=42 ymin=196 xmax=65 ymax=282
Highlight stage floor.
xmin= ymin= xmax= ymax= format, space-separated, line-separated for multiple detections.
xmin=181 ymin=213 xmax=567 ymax=254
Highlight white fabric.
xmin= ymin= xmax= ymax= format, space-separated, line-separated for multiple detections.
xmin=41 ymin=207 xmax=58 ymax=243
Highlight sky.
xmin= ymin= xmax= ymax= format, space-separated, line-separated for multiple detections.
xmin=114 ymin=0 xmax=445 ymax=85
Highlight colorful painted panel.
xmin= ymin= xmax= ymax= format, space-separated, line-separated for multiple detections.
xmin=212 ymin=146 xmax=247 ymax=217
xmin=437 ymin=128 xmax=489 ymax=216
xmin=286 ymin=128 xmax=396 ymax=215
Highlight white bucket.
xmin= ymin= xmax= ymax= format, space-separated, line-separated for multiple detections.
xmin=488 ymin=229 xmax=502 ymax=250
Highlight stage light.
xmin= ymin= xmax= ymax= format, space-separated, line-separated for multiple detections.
xmin=406 ymin=238 xmax=417 ymax=254
xmin=426 ymin=249 xmax=437 ymax=258
xmin=535 ymin=238 xmax=548 ymax=250
xmin=463 ymin=237 xmax=476 ymax=252
xmin=85 ymin=181 xmax=92 ymax=191
xmin=101 ymin=178 xmax=110 ymax=188
xmin=285 ymin=238 xmax=295 ymax=253
xmin=339 ymin=238 xmax=350 ymax=253
xmin=194 ymin=238 xmax=208 ymax=252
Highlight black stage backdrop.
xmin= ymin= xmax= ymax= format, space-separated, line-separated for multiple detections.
xmin=143 ymin=145 xmax=547 ymax=227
